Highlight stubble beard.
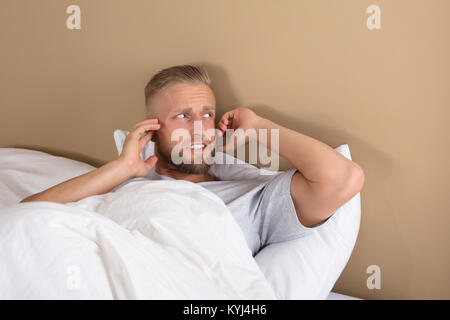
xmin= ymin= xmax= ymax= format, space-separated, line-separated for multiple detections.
xmin=155 ymin=135 xmax=215 ymax=175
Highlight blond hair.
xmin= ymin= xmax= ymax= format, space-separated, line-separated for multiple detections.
xmin=144 ymin=64 xmax=211 ymax=116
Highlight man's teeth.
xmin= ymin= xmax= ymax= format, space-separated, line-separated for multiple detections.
xmin=189 ymin=144 xmax=204 ymax=149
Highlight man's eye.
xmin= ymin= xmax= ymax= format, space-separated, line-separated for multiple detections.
xmin=203 ymin=113 xmax=213 ymax=118
xmin=176 ymin=113 xmax=187 ymax=119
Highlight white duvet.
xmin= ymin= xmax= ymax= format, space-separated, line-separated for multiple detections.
xmin=0 ymin=179 xmax=276 ymax=299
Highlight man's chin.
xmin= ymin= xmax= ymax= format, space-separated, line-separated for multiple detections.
xmin=174 ymin=163 xmax=211 ymax=175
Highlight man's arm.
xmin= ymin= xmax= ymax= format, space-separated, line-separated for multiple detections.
xmin=20 ymin=160 xmax=135 ymax=204
xmin=217 ymin=108 xmax=365 ymax=228
xmin=254 ymin=117 xmax=365 ymax=227
xmin=20 ymin=118 xmax=160 ymax=204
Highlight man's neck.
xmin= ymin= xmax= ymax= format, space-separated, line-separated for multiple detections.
xmin=155 ymin=163 xmax=216 ymax=183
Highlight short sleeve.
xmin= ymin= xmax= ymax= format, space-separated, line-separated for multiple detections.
xmin=258 ymin=168 xmax=324 ymax=247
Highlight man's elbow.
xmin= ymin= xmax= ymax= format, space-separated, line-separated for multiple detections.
xmin=298 ymin=164 xmax=364 ymax=227
xmin=340 ymin=162 xmax=365 ymax=200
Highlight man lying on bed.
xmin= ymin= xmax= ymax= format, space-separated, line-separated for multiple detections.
xmin=21 ymin=64 xmax=365 ymax=257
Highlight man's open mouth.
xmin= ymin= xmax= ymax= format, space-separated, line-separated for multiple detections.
xmin=187 ymin=143 xmax=207 ymax=150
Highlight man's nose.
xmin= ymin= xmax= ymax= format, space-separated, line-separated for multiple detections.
xmin=185 ymin=119 xmax=200 ymax=140
xmin=189 ymin=117 xmax=215 ymax=139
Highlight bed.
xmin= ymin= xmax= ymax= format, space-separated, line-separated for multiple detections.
xmin=0 ymin=145 xmax=362 ymax=300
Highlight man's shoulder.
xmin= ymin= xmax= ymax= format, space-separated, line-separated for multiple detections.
xmin=209 ymin=162 xmax=262 ymax=181
xmin=209 ymin=151 xmax=280 ymax=181
xmin=209 ymin=166 xmax=284 ymax=185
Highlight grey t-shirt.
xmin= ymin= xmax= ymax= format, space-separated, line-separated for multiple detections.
xmin=148 ymin=164 xmax=316 ymax=256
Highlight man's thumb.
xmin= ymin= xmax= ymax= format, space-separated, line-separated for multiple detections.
xmin=145 ymin=155 xmax=158 ymax=169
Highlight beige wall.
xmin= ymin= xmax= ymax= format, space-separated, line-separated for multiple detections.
xmin=1 ymin=0 xmax=449 ymax=299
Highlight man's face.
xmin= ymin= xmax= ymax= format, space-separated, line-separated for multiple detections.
xmin=149 ymin=82 xmax=217 ymax=174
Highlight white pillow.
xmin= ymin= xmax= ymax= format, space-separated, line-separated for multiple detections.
xmin=254 ymin=144 xmax=361 ymax=299
xmin=113 ymin=129 xmax=361 ymax=299
xmin=0 ymin=148 xmax=96 ymax=208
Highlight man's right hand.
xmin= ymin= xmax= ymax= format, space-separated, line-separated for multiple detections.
xmin=19 ymin=118 xmax=161 ymax=204
xmin=118 ymin=118 xmax=160 ymax=178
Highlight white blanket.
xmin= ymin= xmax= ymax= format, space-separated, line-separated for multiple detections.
xmin=0 ymin=179 xmax=276 ymax=299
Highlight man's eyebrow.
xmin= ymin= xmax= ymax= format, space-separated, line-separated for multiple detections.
xmin=172 ymin=106 xmax=216 ymax=113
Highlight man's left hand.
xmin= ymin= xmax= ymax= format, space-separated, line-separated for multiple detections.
xmin=217 ymin=108 xmax=265 ymax=150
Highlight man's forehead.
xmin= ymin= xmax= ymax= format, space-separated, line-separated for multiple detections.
xmin=172 ymin=105 xmax=215 ymax=113
xmin=163 ymin=84 xmax=215 ymax=111
xmin=148 ymin=83 xmax=215 ymax=117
